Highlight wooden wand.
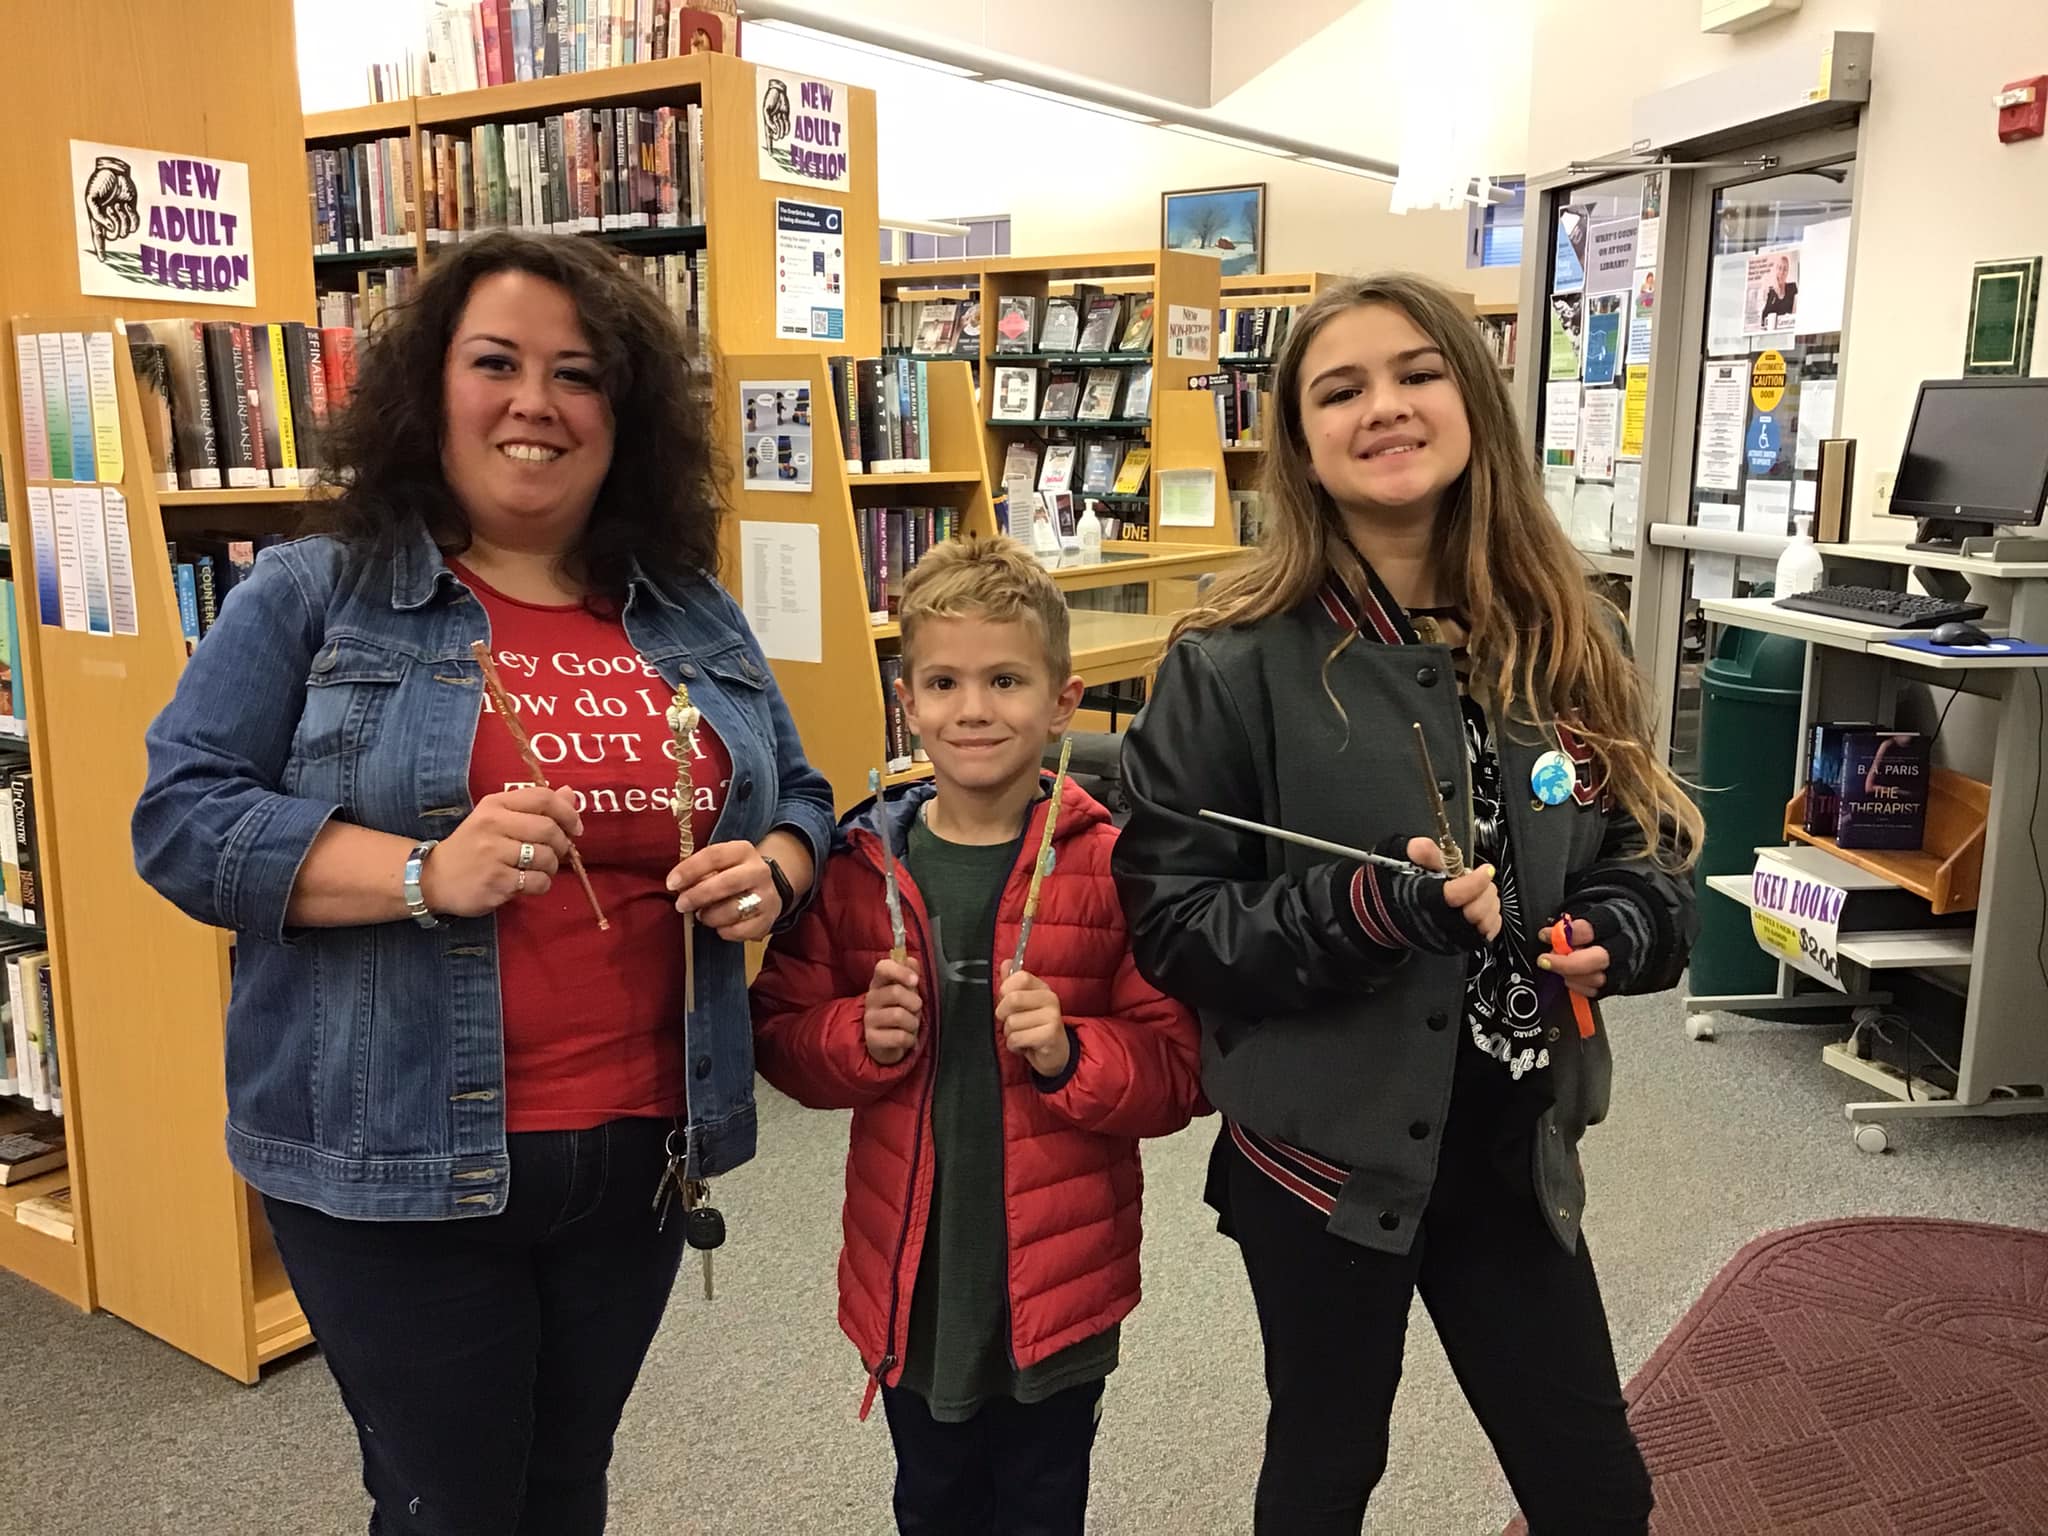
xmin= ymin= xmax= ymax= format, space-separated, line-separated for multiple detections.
xmin=1011 ymin=736 xmax=1073 ymax=974
xmin=468 ymin=641 xmax=609 ymax=930
xmin=669 ymin=684 xmax=701 ymax=1014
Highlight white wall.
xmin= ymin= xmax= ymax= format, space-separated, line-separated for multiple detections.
xmin=299 ymin=0 xmax=426 ymax=114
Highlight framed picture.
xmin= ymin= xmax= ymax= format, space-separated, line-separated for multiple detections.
xmin=1162 ymin=183 xmax=1265 ymax=277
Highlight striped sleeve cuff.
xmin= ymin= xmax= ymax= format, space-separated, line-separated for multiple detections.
xmin=1349 ymin=866 xmax=1411 ymax=951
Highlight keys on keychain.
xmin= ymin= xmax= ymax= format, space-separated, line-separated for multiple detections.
xmin=651 ymin=1137 xmax=726 ymax=1299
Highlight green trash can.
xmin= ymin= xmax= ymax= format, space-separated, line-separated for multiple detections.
xmin=1692 ymin=624 xmax=1807 ymax=997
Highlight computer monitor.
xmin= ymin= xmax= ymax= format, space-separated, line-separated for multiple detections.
xmin=1893 ymin=377 xmax=2048 ymax=553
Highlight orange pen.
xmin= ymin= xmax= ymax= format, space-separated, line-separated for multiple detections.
xmin=1551 ymin=912 xmax=1597 ymax=1039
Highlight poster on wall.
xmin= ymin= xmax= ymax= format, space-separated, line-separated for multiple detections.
xmin=1621 ymin=365 xmax=1649 ymax=460
xmin=756 ymin=67 xmax=851 ymax=191
xmin=1543 ymin=381 xmax=1580 ymax=466
xmin=1548 ymin=294 xmax=1583 ymax=380
xmin=69 ymin=140 xmax=255 ymax=307
xmin=773 ymin=200 xmax=846 ymax=341
xmin=1696 ymin=361 xmax=1750 ymax=493
xmin=1635 ymin=172 xmax=1663 ymax=269
xmin=1587 ymin=219 xmax=1638 ymax=293
xmin=1582 ymin=294 xmax=1624 ymax=386
xmin=1552 ymin=205 xmax=1589 ymax=294
xmin=1743 ymin=246 xmax=1802 ymax=336
xmin=738 ymin=380 xmax=814 ymax=492
xmin=1627 ymin=269 xmax=1656 ymax=364
xmin=1578 ymin=387 xmax=1620 ymax=481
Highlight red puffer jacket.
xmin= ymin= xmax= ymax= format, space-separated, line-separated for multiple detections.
xmin=751 ymin=775 xmax=1204 ymax=1414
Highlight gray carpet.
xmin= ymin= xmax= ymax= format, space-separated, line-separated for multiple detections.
xmin=6 ymin=997 xmax=2047 ymax=1535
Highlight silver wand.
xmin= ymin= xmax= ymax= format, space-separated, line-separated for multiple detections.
xmin=1197 ymin=808 xmax=1430 ymax=875
xmin=869 ymin=768 xmax=908 ymax=964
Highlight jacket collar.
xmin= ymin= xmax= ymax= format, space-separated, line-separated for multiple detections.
xmin=388 ymin=517 xmax=690 ymax=615
xmin=1313 ymin=540 xmax=1419 ymax=647
xmin=840 ymin=771 xmax=1107 ymax=861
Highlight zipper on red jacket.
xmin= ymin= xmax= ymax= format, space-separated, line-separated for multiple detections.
xmin=854 ymin=827 xmax=942 ymax=1421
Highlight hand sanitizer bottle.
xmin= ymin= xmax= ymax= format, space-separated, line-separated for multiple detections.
xmin=1775 ymin=515 xmax=1825 ymax=596
xmin=1076 ymin=501 xmax=1105 ymax=565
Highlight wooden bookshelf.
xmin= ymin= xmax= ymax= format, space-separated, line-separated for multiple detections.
xmin=883 ymin=249 xmax=1234 ymax=542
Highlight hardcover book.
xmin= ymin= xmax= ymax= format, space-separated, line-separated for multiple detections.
xmin=1076 ymin=369 xmax=1123 ymax=422
xmin=1834 ymin=731 xmax=1931 ymax=850
xmin=993 ymin=296 xmax=1039 ymax=354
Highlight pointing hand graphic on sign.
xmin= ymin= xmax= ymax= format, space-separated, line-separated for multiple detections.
xmin=82 ymin=156 xmax=139 ymax=260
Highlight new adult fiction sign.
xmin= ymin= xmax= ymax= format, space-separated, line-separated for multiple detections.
xmin=71 ymin=140 xmax=256 ymax=308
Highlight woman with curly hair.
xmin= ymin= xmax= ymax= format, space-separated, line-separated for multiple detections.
xmin=133 ymin=232 xmax=834 ymax=1534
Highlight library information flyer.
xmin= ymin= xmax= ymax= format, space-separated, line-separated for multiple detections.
xmin=71 ymin=140 xmax=255 ymax=307
xmin=773 ymin=200 xmax=846 ymax=341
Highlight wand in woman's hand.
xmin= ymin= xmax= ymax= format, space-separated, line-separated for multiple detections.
xmin=468 ymin=641 xmax=609 ymax=930
xmin=668 ymin=684 xmax=701 ymax=1015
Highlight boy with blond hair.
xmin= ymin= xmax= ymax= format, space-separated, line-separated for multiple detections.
xmin=752 ymin=535 xmax=1203 ymax=1535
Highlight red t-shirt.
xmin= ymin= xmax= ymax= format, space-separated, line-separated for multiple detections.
xmin=454 ymin=562 xmax=733 ymax=1132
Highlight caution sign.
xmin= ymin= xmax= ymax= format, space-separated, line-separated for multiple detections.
xmin=1751 ymin=349 xmax=1787 ymax=412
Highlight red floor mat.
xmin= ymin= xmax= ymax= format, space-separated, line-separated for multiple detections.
xmin=1507 ymin=1218 xmax=2048 ymax=1534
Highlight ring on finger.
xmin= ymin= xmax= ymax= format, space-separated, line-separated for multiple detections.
xmin=517 ymin=841 xmax=536 ymax=872
xmin=734 ymin=891 xmax=764 ymax=921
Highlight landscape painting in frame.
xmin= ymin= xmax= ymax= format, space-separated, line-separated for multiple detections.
xmin=1162 ymin=183 xmax=1264 ymax=277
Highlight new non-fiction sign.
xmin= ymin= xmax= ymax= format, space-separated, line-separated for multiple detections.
xmin=70 ymin=140 xmax=255 ymax=307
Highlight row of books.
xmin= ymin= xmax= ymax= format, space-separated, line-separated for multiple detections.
xmin=1476 ymin=313 xmax=1520 ymax=369
xmin=889 ymin=290 xmax=1161 ymax=361
xmin=1219 ymin=305 xmax=1300 ymax=361
xmin=0 ymin=947 xmax=56 ymax=1117
xmin=1001 ymin=440 xmax=1151 ymax=501
xmin=1232 ymin=489 xmax=1268 ymax=545
xmin=1190 ymin=370 xmax=1275 ymax=449
xmin=877 ymin=654 xmax=925 ymax=775
xmin=883 ymin=298 xmax=978 ymax=359
xmin=420 ymin=0 xmax=733 ymax=96
xmin=427 ymin=106 xmax=705 ymax=242
xmin=0 ymin=767 xmax=40 ymax=929
xmin=0 ymin=583 xmax=28 ymax=738
xmin=169 ymin=533 xmax=286 ymax=648
xmin=315 ymin=266 xmax=418 ymax=332
xmin=620 ymin=250 xmax=709 ymax=345
xmin=859 ymin=506 xmax=962 ymax=624
xmin=128 ymin=322 xmax=357 ymax=493
xmin=990 ymin=364 xmax=1153 ymax=425
xmin=825 ymin=357 xmax=932 ymax=475
xmin=307 ymin=137 xmax=417 ymax=255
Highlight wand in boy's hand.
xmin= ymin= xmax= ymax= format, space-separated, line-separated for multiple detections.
xmin=1011 ymin=736 xmax=1073 ymax=974
xmin=469 ymin=641 xmax=609 ymax=930
xmin=869 ymin=768 xmax=908 ymax=964
xmin=669 ymin=685 xmax=701 ymax=1014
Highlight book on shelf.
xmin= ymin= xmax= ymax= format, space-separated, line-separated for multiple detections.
xmin=1038 ymin=296 xmax=1082 ymax=354
xmin=1122 ymin=365 xmax=1153 ymax=421
xmin=1231 ymin=488 xmax=1266 ymax=544
xmin=1038 ymin=444 xmax=1077 ymax=496
xmin=315 ymin=264 xmax=419 ymax=333
xmin=306 ymin=136 xmax=418 ymax=255
xmin=1117 ymin=294 xmax=1155 ymax=353
xmin=1076 ymin=369 xmax=1122 ymax=423
xmin=1076 ymin=296 xmax=1123 ymax=354
xmin=1832 ymin=731 xmax=1932 ymax=850
xmin=877 ymin=653 xmax=923 ymax=773
xmin=1111 ymin=444 xmax=1152 ymax=496
xmin=168 ymin=533 xmax=285 ymax=648
xmin=831 ymin=356 xmax=931 ymax=474
xmin=953 ymin=300 xmax=982 ymax=358
xmin=1080 ymin=439 xmax=1123 ymax=496
xmin=1189 ymin=369 xmax=1273 ymax=448
xmin=0 ymin=1111 xmax=64 ymax=1185
xmin=15 ymin=1184 xmax=73 ymax=1242
xmin=999 ymin=442 xmax=1040 ymax=517
xmin=990 ymin=366 xmax=1039 ymax=423
xmin=858 ymin=505 xmax=960 ymax=623
xmin=1475 ymin=312 xmax=1519 ymax=369
xmin=0 ymin=584 xmax=14 ymax=739
xmin=127 ymin=341 xmax=181 ymax=492
xmin=421 ymin=0 xmax=734 ymax=95
xmin=3 ymin=950 xmax=56 ymax=1117
xmin=1 ymin=769 xmax=38 ymax=931
xmin=993 ymin=296 xmax=1039 ymax=355
xmin=1039 ymin=372 xmax=1081 ymax=422
xmin=912 ymin=301 xmax=962 ymax=356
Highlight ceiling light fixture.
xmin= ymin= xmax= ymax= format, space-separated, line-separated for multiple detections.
xmin=1166 ymin=123 xmax=1289 ymax=154
xmin=983 ymin=79 xmax=1159 ymax=124
xmin=744 ymin=17 xmax=983 ymax=77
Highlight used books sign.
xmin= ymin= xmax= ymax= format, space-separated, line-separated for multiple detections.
xmin=70 ymin=140 xmax=255 ymax=308
xmin=1749 ymin=848 xmax=1848 ymax=991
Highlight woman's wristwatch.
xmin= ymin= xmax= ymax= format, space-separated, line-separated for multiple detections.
xmin=404 ymin=839 xmax=443 ymax=929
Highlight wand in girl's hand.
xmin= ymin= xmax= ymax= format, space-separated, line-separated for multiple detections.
xmin=1196 ymin=809 xmax=1428 ymax=875
xmin=1411 ymin=723 xmax=1468 ymax=878
xmin=869 ymin=769 xmax=908 ymax=964
xmin=669 ymin=685 xmax=701 ymax=1015
xmin=1011 ymin=736 xmax=1073 ymax=974
xmin=469 ymin=641 xmax=609 ymax=930
xmin=1550 ymin=913 xmax=1598 ymax=1039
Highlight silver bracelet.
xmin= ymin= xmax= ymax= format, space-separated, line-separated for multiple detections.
xmin=404 ymin=839 xmax=443 ymax=929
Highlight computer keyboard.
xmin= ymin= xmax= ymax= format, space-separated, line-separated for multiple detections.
xmin=1774 ymin=584 xmax=1988 ymax=629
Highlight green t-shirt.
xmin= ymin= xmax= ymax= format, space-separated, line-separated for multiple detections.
xmin=897 ymin=808 xmax=1120 ymax=1422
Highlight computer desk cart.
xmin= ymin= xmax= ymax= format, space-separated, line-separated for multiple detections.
xmin=1689 ymin=541 xmax=2048 ymax=1151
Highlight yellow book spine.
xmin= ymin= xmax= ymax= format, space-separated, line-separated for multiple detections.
xmin=267 ymin=324 xmax=298 ymax=474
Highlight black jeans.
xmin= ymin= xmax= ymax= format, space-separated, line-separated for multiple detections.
xmin=880 ymin=1379 xmax=1105 ymax=1536
xmin=263 ymin=1117 xmax=688 ymax=1536
xmin=1217 ymin=1113 xmax=1651 ymax=1536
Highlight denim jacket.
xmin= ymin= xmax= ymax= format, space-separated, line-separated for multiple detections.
xmin=133 ymin=526 xmax=836 ymax=1220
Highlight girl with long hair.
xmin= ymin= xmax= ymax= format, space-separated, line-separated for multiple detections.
xmin=1112 ymin=274 xmax=1701 ymax=1534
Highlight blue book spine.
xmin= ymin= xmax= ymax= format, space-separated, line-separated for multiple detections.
xmin=173 ymin=563 xmax=200 ymax=645
xmin=3 ymin=580 xmax=20 ymax=732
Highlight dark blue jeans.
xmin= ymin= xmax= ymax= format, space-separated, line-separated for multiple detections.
xmin=263 ymin=1117 xmax=689 ymax=1536
xmin=880 ymin=1379 xmax=1105 ymax=1536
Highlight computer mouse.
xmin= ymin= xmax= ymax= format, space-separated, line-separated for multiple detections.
xmin=1931 ymin=620 xmax=1994 ymax=647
